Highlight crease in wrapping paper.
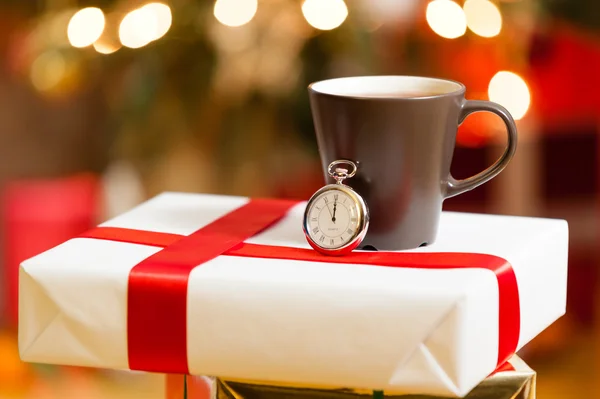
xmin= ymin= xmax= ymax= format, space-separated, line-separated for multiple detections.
xmin=79 ymin=198 xmax=520 ymax=379
xmin=166 ymin=356 xmax=534 ymax=399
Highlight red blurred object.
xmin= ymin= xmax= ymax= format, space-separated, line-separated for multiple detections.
xmin=457 ymin=112 xmax=503 ymax=148
xmin=528 ymin=22 xmax=600 ymax=128
xmin=1 ymin=173 xmax=101 ymax=326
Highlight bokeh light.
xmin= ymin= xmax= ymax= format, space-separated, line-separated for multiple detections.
xmin=118 ymin=3 xmax=171 ymax=48
xmin=214 ymin=0 xmax=258 ymax=27
xmin=488 ymin=71 xmax=531 ymax=120
xmin=464 ymin=0 xmax=502 ymax=37
xmin=143 ymin=3 xmax=172 ymax=40
xmin=426 ymin=0 xmax=466 ymax=39
xmin=302 ymin=0 xmax=348 ymax=31
xmin=93 ymin=40 xmax=121 ymax=55
xmin=119 ymin=6 xmax=159 ymax=48
xmin=30 ymin=51 xmax=66 ymax=92
xmin=67 ymin=7 xmax=105 ymax=48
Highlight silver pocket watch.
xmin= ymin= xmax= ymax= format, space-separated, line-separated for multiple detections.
xmin=303 ymin=160 xmax=369 ymax=256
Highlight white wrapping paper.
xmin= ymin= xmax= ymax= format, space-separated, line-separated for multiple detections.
xmin=19 ymin=192 xmax=568 ymax=397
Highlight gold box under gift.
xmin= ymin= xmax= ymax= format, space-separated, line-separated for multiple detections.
xmin=167 ymin=356 xmax=534 ymax=399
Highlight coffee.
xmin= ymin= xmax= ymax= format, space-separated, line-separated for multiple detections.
xmin=309 ymin=75 xmax=463 ymax=101
xmin=353 ymin=91 xmax=442 ymax=99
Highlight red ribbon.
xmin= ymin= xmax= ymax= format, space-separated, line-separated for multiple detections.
xmin=79 ymin=198 xmax=520 ymax=374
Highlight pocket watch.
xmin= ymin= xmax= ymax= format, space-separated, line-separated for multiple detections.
xmin=303 ymin=160 xmax=369 ymax=256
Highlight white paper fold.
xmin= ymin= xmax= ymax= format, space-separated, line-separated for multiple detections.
xmin=19 ymin=192 xmax=568 ymax=397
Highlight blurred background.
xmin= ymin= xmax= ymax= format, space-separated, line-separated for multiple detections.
xmin=0 ymin=0 xmax=598 ymax=397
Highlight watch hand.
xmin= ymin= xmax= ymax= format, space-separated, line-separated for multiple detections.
xmin=325 ymin=202 xmax=333 ymax=219
xmin=332 ymin=202 xmax=337 ymax=223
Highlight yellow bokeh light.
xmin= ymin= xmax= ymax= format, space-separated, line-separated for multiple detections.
xmin=30 ymin=51 xmax=66 ymax=92
xmin=93 ymin=41 xmax=121 ymax=55
xmin=464 ymin=0 xmax=502 ymax=37
xmin=143 ymin=3 xmax=172 ymax=40
xmin=214 ymin=0 xmax=258 ymax=27
xmin=67 ymin=7 xmax=105 ymax=48
xmin=119 ymin=3 xmax=171 ymax=48
xmin=426 ymin=0 xmax=466 ymax=39
xmin=119 ymin=7 xmax=158 ymax=48
xmin=302 ymin=0 xmax=348 ymax=31
xmin=488 ymin=71 xmax=531 ymax=120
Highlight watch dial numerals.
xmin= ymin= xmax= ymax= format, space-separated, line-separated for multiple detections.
xmin=324 ymin=196 xmax=329 ymax=204
xmin=351 ymin=217 xmax=357 ymax=223
xmin=310 ymin=217 xmax=317 ymax=222
xmin=347 ymin=228 xmax=354 ymax=235
xmin=312 ymin=226 xmax=319 ymax=234
xmin=319 ymin=235 xmax=325 ymax=243
xmin=333 ymin=193 xmax=338 ymax=201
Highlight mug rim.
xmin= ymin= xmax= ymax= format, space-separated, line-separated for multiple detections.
xmin=308 ymin=75 xmax=466 ymax=100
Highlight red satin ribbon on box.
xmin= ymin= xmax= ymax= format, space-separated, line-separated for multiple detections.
xmin=79 ymin=198 xmax=520 ymax=375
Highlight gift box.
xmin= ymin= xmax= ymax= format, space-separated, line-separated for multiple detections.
xmin=167 ymin=355 xmax=534 ymax=399
xmin=18 ymin=193 xmax=567 ymax=397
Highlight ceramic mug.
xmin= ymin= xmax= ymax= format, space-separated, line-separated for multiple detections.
xmin=308 ymin=75 xmax=517 ymax=250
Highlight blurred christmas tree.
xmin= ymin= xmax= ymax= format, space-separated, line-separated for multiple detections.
xmin=2 ymin=0 xmax=598 ymax=198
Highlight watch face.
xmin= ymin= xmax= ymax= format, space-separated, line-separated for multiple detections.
xmin=305 ymin=187 xmax=363 ymax=250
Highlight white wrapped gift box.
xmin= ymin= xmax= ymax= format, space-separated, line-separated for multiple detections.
xmin=18 ymin=192 xmax=568 ymax=397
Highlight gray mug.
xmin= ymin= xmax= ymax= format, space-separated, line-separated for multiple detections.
xmin=308 ymin=75 xmax=517 ymax=250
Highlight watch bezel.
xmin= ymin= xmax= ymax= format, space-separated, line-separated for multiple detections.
xmin=302 ymin=183 xmax=369 ymax=256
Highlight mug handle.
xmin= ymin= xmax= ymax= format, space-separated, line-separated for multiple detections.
xmin=445 ymin=100 xmax=518 ymax=199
